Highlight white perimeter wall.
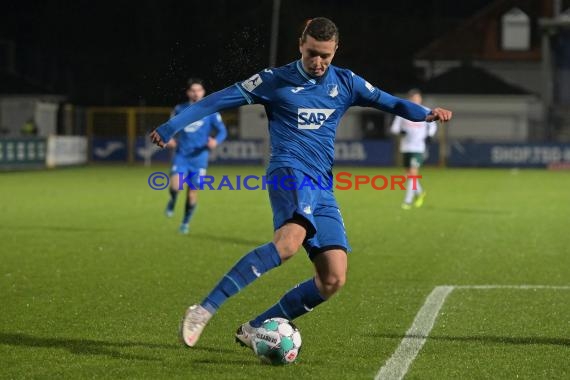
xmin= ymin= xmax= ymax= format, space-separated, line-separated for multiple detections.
xmin=422 ymin=95 xmax=543 ymax=142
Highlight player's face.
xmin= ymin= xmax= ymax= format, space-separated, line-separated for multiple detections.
xmin=187 ymin=84 xmax=206 ymax=102
xmin=409 ymin=94 xmax=422 ymax=104
xmin=299 ymin=35 xmax=338 ymax=77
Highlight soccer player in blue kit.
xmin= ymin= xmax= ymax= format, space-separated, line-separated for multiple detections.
xmin=150 ymin=18 xmax=452 ymax=348
xmin=164 ymin=78 xmax=227 ymax=234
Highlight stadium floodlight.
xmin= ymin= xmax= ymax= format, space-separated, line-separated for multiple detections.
xmin=269 ymin=0 xmax=281 ymax=68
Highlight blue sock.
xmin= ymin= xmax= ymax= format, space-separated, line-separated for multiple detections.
xmin=182 ymin=201 xmax=196 ymax=224
xmin=201 ymin=243 xmax=281 ymax=314
xmin=250 ymin=278 xmax=325 ymax=327
xmin=167 ymin=188 xmax=177 ymax=210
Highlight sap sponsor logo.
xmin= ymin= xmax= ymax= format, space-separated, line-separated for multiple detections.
xmin=208 ymin=141 xmax=262 ymax=161
xmin=335 ymin=142 xmax=367 ymax=161
xmin=184 ymin=120 xmax=204 ymax=133
xmin=297 ymin=109 xmax=335 ymax=130
xmin=242 ymin=74 xmax=263 ymax=92
xmin=94 ymin=141 xmax=124 ymax=158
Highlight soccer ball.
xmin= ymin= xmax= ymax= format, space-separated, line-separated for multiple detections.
xmin=252 ymin=317 xmax=302 ymax=365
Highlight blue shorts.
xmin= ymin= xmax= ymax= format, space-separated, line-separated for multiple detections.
xmin=267 ymin=167 xmax=350 ymax=260
xmin=171 ymin=154 xmax=207 ymax=188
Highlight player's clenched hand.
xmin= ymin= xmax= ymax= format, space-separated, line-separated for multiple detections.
xmin=426 ymin=107 xmax=452 ymax=122
xmin=149 ymin=129 xmax=167 ymax=148
xmin=207 ymin=137 xmax=218 ymax=150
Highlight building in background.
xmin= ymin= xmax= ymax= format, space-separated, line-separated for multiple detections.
xmin=415 ymin=0 xmax=554 ymax=95
xmin=0 ymin=71 xmax=65 ymax=138
xmin=414 ymin=0 xmax=570 ymax=142
xmin=420 ymin=65 xmax=543 ymax=142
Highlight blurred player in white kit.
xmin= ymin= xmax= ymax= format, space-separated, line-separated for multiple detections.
xmin=390 ymin=89 xmax=437 ymax=210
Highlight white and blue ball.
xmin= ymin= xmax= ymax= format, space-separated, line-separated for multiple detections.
xmin=252 ymin=317 xmax=302 ymax=365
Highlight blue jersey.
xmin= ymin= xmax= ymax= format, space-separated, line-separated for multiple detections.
xmin=234 ymin=61 xmax=430 ymax=181
xmin=157 ymin=61 xmax=431 ymax=180
xmin=171 ymin=102 xmax=227 ymax=157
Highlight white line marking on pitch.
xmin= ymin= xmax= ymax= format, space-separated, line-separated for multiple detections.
xmin=374 ymin=286 xmax=454 ymax=380
xmin=374 ymin=285 xmax=570 ymax=380
xmin=454 ymin=285 xmax=570 ymax=290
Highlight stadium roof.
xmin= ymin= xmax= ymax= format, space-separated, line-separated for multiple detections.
xmin=422 ymin=65 xmax=531 ymax=95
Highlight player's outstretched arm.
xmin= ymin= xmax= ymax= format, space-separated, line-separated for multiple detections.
xmin=150 ymin=86 xmax=248 ymax=148
xmin=350 ymin=74 xmax=452 ymax=123
xmin=376 ymin=91 xmax=452 ymax=123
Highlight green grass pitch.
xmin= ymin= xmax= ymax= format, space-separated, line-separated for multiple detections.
xmin=1 ymin=165 xmax=569 ymax=379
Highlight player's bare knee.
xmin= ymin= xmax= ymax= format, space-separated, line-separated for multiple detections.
xmin=273 ymin=224 xmax=305 ymax=261
xmin=274 ymin=236 xmax=302 ymax=261
xmin=318 ymin=273 xmax=346 ymax=298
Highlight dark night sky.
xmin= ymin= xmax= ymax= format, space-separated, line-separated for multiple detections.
xmin=1 ymin=0 xmax=495 ymax=105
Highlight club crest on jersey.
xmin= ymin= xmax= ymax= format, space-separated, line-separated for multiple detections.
xmin=328 ymin=84 xmax=339 ymax=98
xmin=184 ymin=120 xmax=204 ymax=132
xmin=297 ymin=108 xmax=335 ymax=130
xmin=241 ymin=74 xmax=262 ymax=92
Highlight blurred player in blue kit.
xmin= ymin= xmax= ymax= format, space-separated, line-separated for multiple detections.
xmin=164 ymin=78 xmax=227 ymax=234
xmin=150 ymin=18 xmax=452 ymax=349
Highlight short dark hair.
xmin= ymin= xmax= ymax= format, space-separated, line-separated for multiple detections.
xmin=187 ymin=78 xmax=204 ymax=90
xmin=301 ymin=17 xmax=339 ymax=43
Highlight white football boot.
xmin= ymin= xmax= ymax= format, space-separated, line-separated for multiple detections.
xmin=235 ymin=322 xmax=257 ymax=350
xmin=179 ymin=304 xmax=212 ymax=347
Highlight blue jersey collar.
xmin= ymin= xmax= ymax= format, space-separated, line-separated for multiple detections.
xmin=296 ymin=60 xmax=330 ymax=84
